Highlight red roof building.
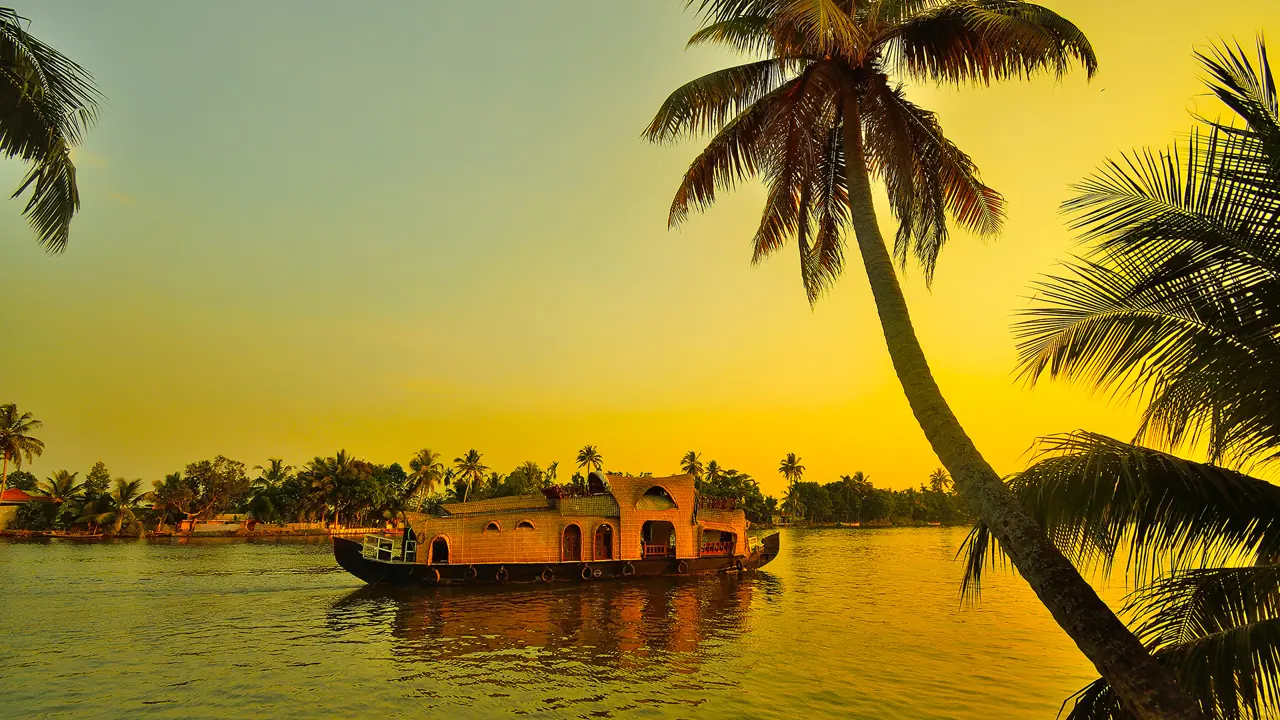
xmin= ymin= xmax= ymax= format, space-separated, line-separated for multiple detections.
xmin=1 ymin=488 xmax=51 ymax=505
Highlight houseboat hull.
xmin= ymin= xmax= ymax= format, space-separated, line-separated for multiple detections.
xmin=333 ymin=532 xmax=780 ymax=587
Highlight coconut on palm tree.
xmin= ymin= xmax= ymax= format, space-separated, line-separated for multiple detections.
xmin=0 ymin=8 xmax=102 ymax=251
xmin=644 ymin=3 xmax=1196 ymax=716
xmin=0 ymin=403 xmax=45 ymax=508
xmin=962 ymin=39 xmax=1280 ymax=719
xmin=452 ymin=449 xmax=488 ymax=503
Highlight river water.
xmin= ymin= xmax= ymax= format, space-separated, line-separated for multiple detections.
xmin=0 ymin=528 xmax=1122 ymax=719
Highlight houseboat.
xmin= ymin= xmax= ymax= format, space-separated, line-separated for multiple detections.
xmin=333 ymin=472 xmax=780 ymax=586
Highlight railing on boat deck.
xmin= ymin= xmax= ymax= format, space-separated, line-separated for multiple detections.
xmin=700 ymin=541 xmax=733 ymax=557
xmin=643 ymin=544 xmax=674 ymax=558
xmin=361 ymin=534 xmax=416 ymax=563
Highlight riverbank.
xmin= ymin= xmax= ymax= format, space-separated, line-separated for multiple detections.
xmin=0 ymin=525 xmax=387 ymax=540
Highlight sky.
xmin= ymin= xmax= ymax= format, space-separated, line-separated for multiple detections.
xmin=2 ymin=0 xmax=1277 ymax=497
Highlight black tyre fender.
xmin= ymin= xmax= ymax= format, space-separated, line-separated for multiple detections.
xmin=621 ymin=562 xmax=635 ymax=577
xmin=465 ymin=565 xmax=478 ymax=581
xmin=677 ymin=560 xmax=689 ymax=574
xmin=496 ymin=565 xmax=509 ymax=583
xmin=580 ymin=565 xmax=593 ymax=580
xmin=428 ymin=567 xmax=441 ymax=584
xmin=541 ymin=566 xmax=554 ymax=583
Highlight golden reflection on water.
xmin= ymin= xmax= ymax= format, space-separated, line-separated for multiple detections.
xmin=1 ymin=528 xmax=1115 ymax=719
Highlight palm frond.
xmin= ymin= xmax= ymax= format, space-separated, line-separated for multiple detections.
xmin=644 ymin=59 xmax=798 ymax=142
xmin=773 ymin=0 xmax=868 ymax=60
xmin=669 ymin=80 xmax=796 ymax=226
xmin=959 ymin=433 xmax=1280 ymax=598
xmin=859 ymin=73 xmax=1004 ymax=282
xmin=883 ymin=0 xmax=1096 ymax=85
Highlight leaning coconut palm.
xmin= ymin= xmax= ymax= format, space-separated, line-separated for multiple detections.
xmin=0 ymin=8 xmax=102 ymax=251
xmin=644 ymin=3 xmax=1198 ymax=717
xmin=963 ymin=39 xmax=1280 ymax=719
xmin=0 ymin=403 xmax=44 ymax=507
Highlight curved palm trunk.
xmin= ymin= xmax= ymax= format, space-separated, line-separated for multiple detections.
xmin=840 ymin=94 xmax=1202 ymax=720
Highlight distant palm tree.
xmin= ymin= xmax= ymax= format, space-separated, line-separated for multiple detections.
xmin=81 ymin=478 xmax=147 ymax=536
xmin=38 ymin=469 xmax=81 ymax=502
xmin=452 ymin=449 xmax=488 ymax=503
xmin=301 ymin=451 xmax=356 ymax=525
xmin=641 ymin=4 xmax=1194 ymax=716
xmin=0 ymin=8 xmax=102 ymax=251
xmin=576 ymin=445 xmax=603 ymax=478
xmin=680 ymin=450 xmax=704 ymax=482
xmin=839 ymin=471 xmax=871 ymax=520
xmin=247 ymin=459 xmax=291 ymax=524
xmin=928 ymin=468 xmax=950 ymax=493
xmin=407 ymin=448 xmax=445 ymax=509
xmin=781 ymin=482 xmax=805 ymax=523
xmin=0 ymin=403 xmax=44 ymax=506
xmin=705 ymin=460 xmax=724 ymax=485
xmin=778 ymin=453 xmax=804 ymax=484
xmin=545 ymin=461 xmax=559 ymax=485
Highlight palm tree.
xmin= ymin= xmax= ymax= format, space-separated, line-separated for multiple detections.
xmin=781 ymin=481 xmax=805 ymax=522
xmin=644 ymin=4 xmax=1194 ymax=716
xmin=681 ymin=450 xmax=704 ymax=482
xmin=928 ymin=468 xmax=950 ymax=493
xmin=705 ymin=460 xmax=724 ymax=485
xmin=546 ymin=461 xmax=559 ymax=485
xmin=0 ymin=403 xmax=44 ymax=507
xmin=407 ymin=448 xmax=445 ymax=510
xmin=81 ymin=478 xmax=147 ymax=536
xmin=37 ymin=469 xmax=81 ymax=502
xmin=576 ymin=445 xmax=603 ymax=478
xmin=964 ymin=40 xmax=1280 ymax=719
xmin=247 ymin=458 xmax=291 ymax=523
xmin=778 ymin=453 xmax=805 ymax=484
xmin=839 ymin=471 xmax=870 ymax=520
xmin=452 ymin=449 xmax=488 ymax=503
xmin=0 ymin=8 xmax=102 ymax=251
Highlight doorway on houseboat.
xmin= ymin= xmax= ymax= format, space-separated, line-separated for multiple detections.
xmin=641 ymin=520 xmax=676 ymax=558
xmin=562 ymin=524 xmax=582 ymax=562
xmin=594 ymin=523 xmax=613 ymax=560
xmin=430 ymin=536 xmax=449 ymax=564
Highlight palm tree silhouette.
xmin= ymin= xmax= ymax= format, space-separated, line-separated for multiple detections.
xmin=642 ymin=4 xmax=1192 ymax=715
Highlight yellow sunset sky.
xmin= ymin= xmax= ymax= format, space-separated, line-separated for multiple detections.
xmin=2 ymin=1 xmax=1277 ymax=496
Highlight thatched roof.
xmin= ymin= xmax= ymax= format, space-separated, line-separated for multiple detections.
xmin=439 ymin=494 xmax=550 ymax=516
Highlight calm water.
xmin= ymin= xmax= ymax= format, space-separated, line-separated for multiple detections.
xmin=1 ymin=528 xmax=1123 ymax=719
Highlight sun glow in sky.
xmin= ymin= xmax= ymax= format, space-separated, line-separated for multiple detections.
xmin=2 ymin=0 xmax=1277 ymax=495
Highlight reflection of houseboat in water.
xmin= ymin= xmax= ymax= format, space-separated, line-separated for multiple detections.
xmin=329 ymin=572 xmax=775 ymax=676
xmin=333 ymin=473 xmax=780 ymax=586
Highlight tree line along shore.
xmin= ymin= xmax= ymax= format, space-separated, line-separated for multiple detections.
xmin=0 ymin=430 xmax=968 ymax=538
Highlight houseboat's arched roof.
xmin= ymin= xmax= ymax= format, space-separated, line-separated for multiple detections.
xmin=604 ymin=474 xmax=696 ymax=511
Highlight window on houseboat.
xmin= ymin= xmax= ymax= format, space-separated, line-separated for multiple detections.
xmin=594 ymin=523 xmax=613 ymax=560
xmin=637 ymin=486 xmax=676 ymax=510
xmin=484 ymin=521 xmax=500 ymax=532
xmin=516 ymin=520 xmax=534 ymax=530
xmin=562 ymin=525 xmax=582 ymax=562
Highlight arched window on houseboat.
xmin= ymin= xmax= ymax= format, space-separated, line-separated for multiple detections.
xmin=484 ymin=521 xmax=501 ymax=533
xmin=637 ymin=486 xmax=677 ymax=510
xmin=516 ymin=520 xmax=535 ymax=530
xmin=594 ymin=523 xmax=613 ymax=560
xmin=430 ymin=536 xmax=449 ymax=564
xmin=562 ymin=524 xmax=582 ymax=562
